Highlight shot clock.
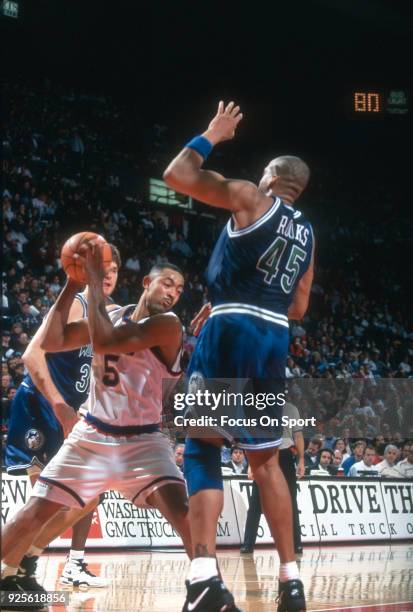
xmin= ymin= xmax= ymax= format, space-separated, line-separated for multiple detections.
xmin=350 ymin=90 xmax=408 ymax=118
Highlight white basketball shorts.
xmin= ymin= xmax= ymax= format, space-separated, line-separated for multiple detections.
xmin=31 ymin=419 xmax=185 ymax=508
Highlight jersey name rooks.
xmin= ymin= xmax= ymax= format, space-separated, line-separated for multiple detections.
xmin=276 ymin=215 xmax=309 ymax=247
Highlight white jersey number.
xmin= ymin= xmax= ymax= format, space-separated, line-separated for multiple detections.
xmin=75 ymin=363 xmax=91 ymax=394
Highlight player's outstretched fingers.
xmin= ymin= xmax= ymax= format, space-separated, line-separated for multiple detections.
xmin=73 ymin=252 xmax=86 ymax=267
xmin=231 ymin=105 xmax=241 ymax=117
xmin=217 ymin=100 xmax=224 ymax=114
xmin=225 ymin=101 xmax=235 ymax=113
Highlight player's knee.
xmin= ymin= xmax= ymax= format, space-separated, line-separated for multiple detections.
xmin=184 ymin=438 xmax=223 ymax=497
xmin=13 ymin=498 xmax=50 ymax=530
xmin=253 ymin=458 xmax=281 ymax=485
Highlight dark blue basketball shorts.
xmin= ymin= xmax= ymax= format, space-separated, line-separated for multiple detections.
xmin=186 ymin=312 xmax=289 ymax=450
xmin=5 ymin=382 xmax=64 ymax=474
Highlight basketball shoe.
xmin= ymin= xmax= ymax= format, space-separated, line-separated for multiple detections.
xmin=277 ymin=579 xmax=306 ymax=611
xmin=59 ymin=557 xmax=108 ymax=587
xmin=0 ymin=574 xmax=46 ymax=610
xmin=182 ymin=576 xmax=242 ymax=611
xmin=17 ymin=555 xmax=47 ymax=595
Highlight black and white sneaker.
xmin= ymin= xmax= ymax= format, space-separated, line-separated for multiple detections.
xmin=277 ymin=579 xmax=306 ymax=611
xmin=182 ymin=576 xmax=242 ymax=611
xmin=59 ymin=558 xmax=107 ymax=587
xmin=17 ymin=555 xmax=47 ymax=595
xmin=18 ymin=555 xmax=39 ymax=578
xmin=0 ymin=574 xmax=46 ymax=610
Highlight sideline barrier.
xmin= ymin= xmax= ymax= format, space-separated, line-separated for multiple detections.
xmin=1 ymin=475 xmax=412 ymax=548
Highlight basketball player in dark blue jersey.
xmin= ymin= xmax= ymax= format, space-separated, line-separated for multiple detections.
xmin=3 ymin=245 xmax=120 ymax=591
xmin=164 ymin=102 xmax=313 ymax=611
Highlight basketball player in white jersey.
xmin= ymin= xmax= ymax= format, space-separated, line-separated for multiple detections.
xmin=1 ymin=246 xmax=192 ymax=584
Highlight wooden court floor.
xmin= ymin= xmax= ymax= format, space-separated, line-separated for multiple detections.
xmin=34 ymin=543 xmax=412 ymax=611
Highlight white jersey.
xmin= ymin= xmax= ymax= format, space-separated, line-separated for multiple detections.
xmin=83 ymin=305 xmax=182 ymax=427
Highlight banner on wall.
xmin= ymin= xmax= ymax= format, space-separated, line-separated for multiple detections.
xmin=1 ymin=475 xmax=412 ymax=548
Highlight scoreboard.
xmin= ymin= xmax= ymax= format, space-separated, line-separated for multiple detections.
xmin=350 ymin=90 xmax=409 ymax=118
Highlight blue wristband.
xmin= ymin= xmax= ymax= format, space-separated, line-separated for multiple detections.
xmin=185 ymin=135 xmax=213 ymax=161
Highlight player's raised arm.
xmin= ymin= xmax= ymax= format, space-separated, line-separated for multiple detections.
xmin=163 ymin=101 xmax=260 ymax=212
xmin=83 ymin=244 xmax=182 ymax=354
xmin=41 ymin=279 xmax=90 ymax=352
xmin=23 ymin=299 xmax=85 ymax=436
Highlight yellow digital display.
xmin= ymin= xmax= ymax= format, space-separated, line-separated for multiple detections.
xmin=354 ymin=92 xmax=381 ymax=113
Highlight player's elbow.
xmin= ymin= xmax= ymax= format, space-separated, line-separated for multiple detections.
xmin=23 ymin=343 xmax=43 ymax=364
xmin=22 ymin=348 xmax=33 ymax=366
xmin=163 ymin=165 xmax=174 ymax=184
xmin=163 ymin=166 xmax=180 ymax=190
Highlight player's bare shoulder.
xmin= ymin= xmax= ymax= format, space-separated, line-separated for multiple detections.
xmin=147 ymin=311 xmax=183 ymax=346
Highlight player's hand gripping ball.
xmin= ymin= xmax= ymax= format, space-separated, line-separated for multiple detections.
xmin=60 ymin=232 xmax=112 ymax=283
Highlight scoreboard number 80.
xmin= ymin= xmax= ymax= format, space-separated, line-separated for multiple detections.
xmin=354 ymin=92 xmax=381 ymax=113
xmin=350 ymin=89 xmax=408 ymax=118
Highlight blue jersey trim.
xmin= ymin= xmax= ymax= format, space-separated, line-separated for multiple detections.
xmin=84 ymin=412 xmax=161 ymax=435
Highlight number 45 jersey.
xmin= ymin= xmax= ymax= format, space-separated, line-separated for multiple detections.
xmin=206 ymin=197 xmax=314 ymax=323
xmin=188 ymin=198 xmax=314 ymax=448
xmin=82 ymin=306 xmax=182 ymax=431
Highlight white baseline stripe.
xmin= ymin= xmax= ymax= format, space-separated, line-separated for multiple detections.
xmin=313 ymin=602 xmax=413 ymax=612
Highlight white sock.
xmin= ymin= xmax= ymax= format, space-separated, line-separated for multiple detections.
xmin=188 ymin=558 xmax=218 ymax=584
xmin=68 ymin=549 xmax=84 ymax=563
xmin=26 ymin=545 xmax=43 ymax=558
xmin=1 ymin=564 xmax=18 ymax=578
xmin=279 ymin=561 xmax=300 ymax=582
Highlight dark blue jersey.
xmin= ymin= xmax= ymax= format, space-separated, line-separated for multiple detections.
xmin=23 ymin=293 xmax=92 ymax=410
xmin=206 ymin=197 xmax=314 ymax=321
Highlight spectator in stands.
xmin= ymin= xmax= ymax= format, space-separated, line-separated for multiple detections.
xmin=376 ymin=445 xmax=400 ymax=478
xmin=373 ymin=434 xmax=385 ymax=453
xmin=342 ymin=440 xmax=366 ymax=475
xmin=310 ymin=448 xmax=333 ymax=475
xmin=2 ymin=332 xmax=14 ymax=360
xmin=286 ymin=357 xmax=302 ymax=378
xmin=398 ymin=440 xmax=413 ymax=463
xmin=171 ymin=234 xmax=192 ymax=259
xmin=125 ymin=254 xmax=141 ymax=273
xmin=332 ymin=449 xmax=343 ymax=470
xmin=304 ymin=437 xmax=323 ymax=472
xmin=333 ymin=438 xmax=350 ymax=462
xmin=396 ymin=444 xmax=413 ymax=478
xmin=222 ymin=445 xmax=248 ymax=475
xmin=348 ymin=446 xmax=378 ymax=477
xmin=174 ymin=443 xmax=185 ymax=471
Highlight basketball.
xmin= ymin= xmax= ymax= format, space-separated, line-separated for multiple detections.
xmin=60 ymin=232 xmax=112 ymax=283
